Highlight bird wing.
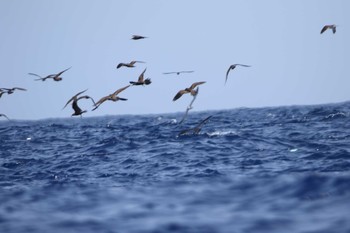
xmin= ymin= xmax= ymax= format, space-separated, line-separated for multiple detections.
xmin=63 ymin=89 xmax=87 ymax=109
xmin=178 ymin=87 xmax=199 ymax=124
xmin=320 ymin=25 xmax=329 ymax=34
xmin=92 ymin=95 xmax=110 ymax=111
xmin=332 ymin=26 xmax=336 ymax=34
xmin=180 ymin=70 xmax=194 ymax=73
xmin=189 ymin=81 xmax=206 ymax=89
xmin=163 ymin=72 xmax=177 ymax=75
xmin=113 ymin=85 xmax=130 ymax=96
xmin=225 ymin=66 xmax=234 ymax=84
xmin=138 ymin=68 xmax=147 ymax=82
xmin=173 ymin=90 xmax=187 ymax=101
xmin=0 ymin=113 xmax=10 ymax=121
xmin=236 ymin=64 xmax=251 ymax=67
xmin=28 ymin=73 xmax=43 ymax=78
xmin=13 ymin=87 xmax=27 ymax=91
xmin=56 ymin=67 xmax=71 ymax=76
xmin=77 ymin=95 xmax=96 ymax=106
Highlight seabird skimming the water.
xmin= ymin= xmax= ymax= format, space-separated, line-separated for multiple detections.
xmin=116 ymin=61 xmax=145 ymax=69
xmin=63 ymin=89 xmax=95 ymax=116
xmin=0 ymin=113 xmax=10 ymax=121
xmin=163 ymin=71 xmax=194 ymax=75
xmin=92 ymin=85 xmax=130 ymax=111
xmin=178 ymin=115 xmax=212 ymax=136
xmin=129 ymin=68 xmax=151 ymax=85
xmin=131 ymin=35 xmax=147 ymax=40
xmin=28 ymin=67 xmax=71 ymax=81
xmin=173 ymin=81 xmax=205 ymax=101
xmin=320 ymin=24 xmax=337 ymax=34
xmin=225 ymin=64 xmax=251 ymax=85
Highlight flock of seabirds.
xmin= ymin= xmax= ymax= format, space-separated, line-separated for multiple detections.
xmin=0 ymin=24 xmax=338 ymax=135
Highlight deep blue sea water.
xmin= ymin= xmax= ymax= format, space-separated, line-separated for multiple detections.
xmin=1 ymin=102 xmax=350 ymax=233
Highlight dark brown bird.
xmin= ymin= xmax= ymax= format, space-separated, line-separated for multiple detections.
xmin=178 ymin=115 xmax=212 ymax=136
xmin=131 ymin=35 xmax=147 ymax=40
xmin=63 ymin=89 xmax=95 ymax=116
xmin=225 ymin=64 xmax=251 ymax=84
xmin=116 ymin=61 xmax=145 ymax=69
xmin=320 ymin=24 xmax=337 ymax=34
xmin=0 ymin=87 xmax=27 ymax=98
xmin=28 ymin=67 xmax=71 ymax=81
xmin=163 ymin=71 xmax=194 ymax=75
xmin=92 ymin=85 xmax=130 ymax=111
xmin=129 ymin=68 xmax=151 ymax=85
xmin=173 ymin=81 xmax=205 ymax=101
xmin=0 ymin=113 xmax=10 ymax=121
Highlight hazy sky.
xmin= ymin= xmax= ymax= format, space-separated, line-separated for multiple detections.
xmin=0 ymin=0 xmax=349 ymax=120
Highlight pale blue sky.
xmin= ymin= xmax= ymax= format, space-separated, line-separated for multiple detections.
xmin=0 ymin=0 xmax=349 ymax=120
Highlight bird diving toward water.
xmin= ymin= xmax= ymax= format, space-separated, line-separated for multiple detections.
xmin=320 ymin=24 xmax=337 ymax=34
xmin=0 ymin=113 xmax=10 ymax=121
xmin=178 ymin=115 xmax=212 ymax=136
xmin=63 ymin=89 xmax=95 ymax=116
xmin=0 ymin=87 xmax=27 ymax=98
xmin=130 ymin=68 xmax=151 ymax=86
xmin=163 ymin=71 xmax=194 ymax=75
xmin=28 ymin=67 xmax=71 ymax=81
xmin=131 ymin=35 xmax=147 ymax=40
xmin=173 ymin=81 xmax=205 ymax=101
xmin=92 ymin=85 xmax=130 ymax=111
xmin=116 ymin=61 xmax=145 ymax=69
xmin=225 ymin=64 xmax=251 ymax=85
xmin=179 ymin=87 xmax=199 ymax=124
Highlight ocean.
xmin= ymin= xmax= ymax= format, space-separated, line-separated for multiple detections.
xmin=1 ymin=102 xmax=350 ymax=233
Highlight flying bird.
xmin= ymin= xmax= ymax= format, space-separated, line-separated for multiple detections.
xmin=116 ymin=61 xmax=145 ymax=69
xmin=320 ymin=24 xmax=337 ymax=34
xmin=0 ymin=87 xmax=27 ymax=98
xmin=0 ymin=113 xmax=10 ymax=121
xmin=92 ymin=85 xmax=130 ymax=111
xmin=130 ymin=68 xmax=151 ymax=85
xmin=179 ymin=87 xmax=199 ymax=124
xmin=28 ymin=67 xmax=71 ymax=81
xmin=63 ymin=89 xmax=95 ymax=116
xmin=131 ymin=35 xmax=147 ymax=40
xmin=178 ymin=115 xmax=212 ymax=136
xmin=163 ymin=71 xmax=194 ymax=75
xmin=225 ymin=64 xmax=251 ymax=84
xmin=173 ymin=81 xmax=205 ymax=101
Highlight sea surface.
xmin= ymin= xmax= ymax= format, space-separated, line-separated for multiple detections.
xmin=1 ymin=102 xmax=350 ymax=233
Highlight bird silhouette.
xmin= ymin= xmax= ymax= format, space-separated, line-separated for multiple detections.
xmin=173 ymin=81 xmax=205 ymax=101
xmin=0 ymin=87 xmax=27 ymax=98
xmin=320 ymin=24 xmax=337 ymax=34
xmin=0 ymin=113 xmax=10 ymax=121
xmin=129 ymin=68 xmax=151 ymax=85
xmin=28 ymin=67 xmax=71 ymax=81
xmin=92 ymin=85 xmax=130 ymax=111
xmin=163 ymin=71 xmax=194 ymax=75
xmin=116 ymin=61 xmax=145 ymax=69
xmin=131 ymin=35 xmax=147 ymax=40
xmin=178 ymin=115 xmax=212 ymax=136
xmin=63 ymin=89 xmax=95 ymax=116
xmin=225 ymin=64 xmax=251 ymax=84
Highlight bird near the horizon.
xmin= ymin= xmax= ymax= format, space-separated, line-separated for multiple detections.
xmin=129 ymin=68 xmax=151 ymax=86
xmin=92 ymin=85 xmax=130 ymax=111
xmin=163 ymin=71 xmax=194 ymax=75
xmin=28 ymin=67 xmax=71 ymax=81
xmin=173 ymin=81 xmax=205 ymax=101
xmin=131 ymin=35 xmax=147 ymax=40
xmin=320 ymin=24 xmax=337 ymax=34
xmin=63 ymin=89 xmax=96 ymax=116
xmin=178 ymin=115 xmax=212 ymax=136
xmin=0 ymin=87 xmax=27 ymax=98
xmin=116 ymin=61 xmax=145 ymax=69
xmin=179 ymin=87 xmax=199 ymax=124
xmin=225 ymin=64 xmax=251 ymax=85
xmin=0 ymin=113 xmax=10 ymax=121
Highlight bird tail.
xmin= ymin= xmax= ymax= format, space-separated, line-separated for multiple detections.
xmin=144 ymin=78 xmax=151 ymax=85
xmin=118 ymin=98 xmax=128 ymax=101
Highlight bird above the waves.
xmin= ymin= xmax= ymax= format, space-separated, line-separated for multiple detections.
xmin=63 ymin=89 xmax=95 ymax=116
xmin=320 ymin=24 xmax=337 ymax=34
xmin=0 ymin=87 xmax=27 ymax=98
xmin=0 ymin=113 xmax=10 ymax=121
xmin=178 ymin=115 xmax=212 ymax=136
xmin=179 ymin=87 xmax=199 ymax=124
xmin=163 ymin=71 xmax=194 ymax=75
xmin=131 ymin=35 xmax=147 ymax=40
xmin=116 ymin=61 xmax=145 ymax=69
xmin=92 ymin=85 xmax=130 ymax=111
xmin=28 ymin=67 xmax=71 ymax=81
xmin=173 ymin=81 xmax=205 ymax=101
xmin=225 ymin=64 xmax=251 ymax=85
xmin=129 ymin=68 xmax=151 ymax=86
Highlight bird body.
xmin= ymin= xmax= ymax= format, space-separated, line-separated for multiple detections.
xmin=131 ymin=35 xmax=147 ymax=40
xmin=173 ymin=81 xmax=205 ymax=101
xmin=178 ymin=115 xmax=212 ymax=136
xmin=63 ymin=89 xmax=95 ymax=116
xmin=320 ymin=24 xmax=337 ymax=34
xmin=92 ymin=85 xmax=130 ymax=111
xmin=163 ymin=71 xmax=194 ymax=75
xmin=129 ymin=68 xmax=151 ymax=85
xmin=225 ymin=64 xmax=251 ymax=84
xmin=0 ymin=87 xmax=27 ymax=98
xmin=116 ymin=61 xmax=145 ymax=69
xmin=28 ymin=67 xmax=71 ymax=81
